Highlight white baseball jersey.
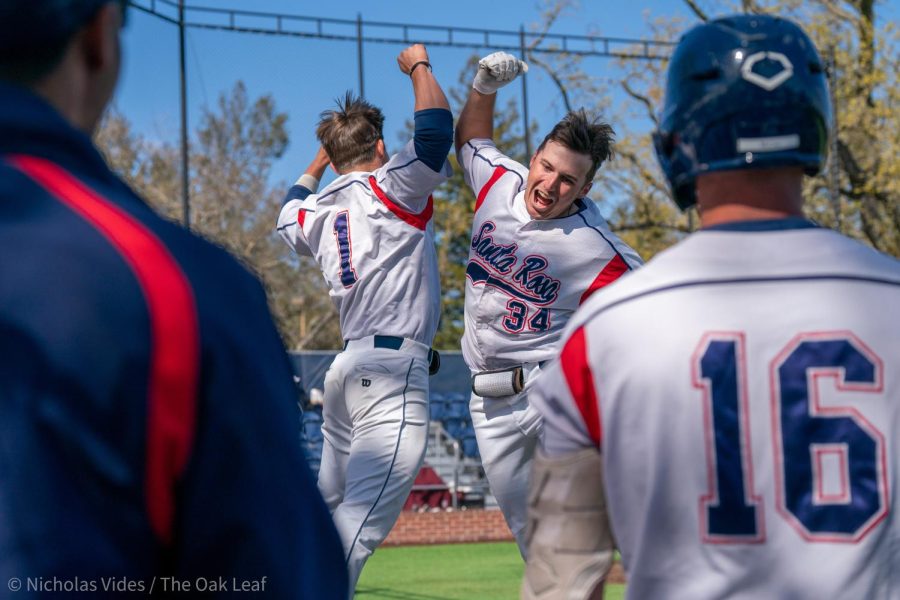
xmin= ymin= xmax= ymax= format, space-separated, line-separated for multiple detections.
xmin=457 ymin=139 xmax=643 ymax=371
xmin=277 ymin=140 xmax=451 ymax=345
xmin=534 ymin=220 xmax=900 ymax=599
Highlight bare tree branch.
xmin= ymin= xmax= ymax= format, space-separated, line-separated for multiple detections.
xmin=616 ymin=147 xmax=669 ymax=196
xmin=527 ymin=53 xmax=574 ymax=113
xmin=682 ymin=0 xmax=709 ymax=21
xmin=296 ymin=312 xmax=337 ymax=350
xmin=621 ymin=79 xmax=659 ymax=127
xmin=819 ymin=0 xmax=860 ymax=26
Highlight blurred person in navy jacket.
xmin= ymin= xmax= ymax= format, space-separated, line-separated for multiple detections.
xmin=0 ymin=1 xmax=347 ymax=596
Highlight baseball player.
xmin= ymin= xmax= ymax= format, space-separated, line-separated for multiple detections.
xmin=454 ymin=52 xmax=643 ymax=556
xmin=277 ymin=44 xmax=452 ymax=595
xmin=0 ymin=1 xmax=347 ymax=596
xmin=524 ymin=15 xmax=899 ymax=599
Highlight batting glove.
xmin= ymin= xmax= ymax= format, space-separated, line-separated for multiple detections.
xmin=473 ymin=51 xmax=529 ymax=95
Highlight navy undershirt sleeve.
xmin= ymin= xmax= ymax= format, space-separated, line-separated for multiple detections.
xmin=413 ymin=108 xmax=453 ymax=172
xmin=281 ymin=184 xmax=312 ymax=207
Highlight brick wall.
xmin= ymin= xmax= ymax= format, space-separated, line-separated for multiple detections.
xmin=383 ymin=509 xmax=514 ymax=546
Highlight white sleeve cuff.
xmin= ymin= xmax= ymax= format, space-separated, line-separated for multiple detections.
xmin=296 ymin=173 xmax=320 ymax=193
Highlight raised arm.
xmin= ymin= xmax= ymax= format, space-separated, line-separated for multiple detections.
xmin=455 ymin=52 xmax=528 ymax=152
xmin=396 ymin=44 xmax=453 ymax=173
xmin=294 ymin=146 xmax=331 ymax=197
xmin=397 ymin=43 xmax=450 ymax=112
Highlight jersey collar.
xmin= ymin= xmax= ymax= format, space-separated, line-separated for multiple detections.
xmin=702 ymin=216 xmax=820 ymax=232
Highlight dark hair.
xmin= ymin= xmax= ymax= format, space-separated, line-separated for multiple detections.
xmin=0 ymin=0 xmax=127 ymax=86
xmin=316 ymin=92 xmax=385 ymax=172
xmin=536 ymin=109 xmax=615 ymax=182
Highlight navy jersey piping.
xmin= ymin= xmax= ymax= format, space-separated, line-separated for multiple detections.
xmin=276 ymin=179 xmax=371 ymax=233
xmin=585 ymin=274 xmax=900 ymax=321
xmin=345 ymin=357 xmax=416 ymax=566
xmin=380 ymin=157 xmax=422 ymax=181
xmin=466 ymin=141 xmax=525 ymax=191
xmin=702 ymin=217 xmax=820 ymax=232
xmin=575 ymin=209 xmax=631 ymax=268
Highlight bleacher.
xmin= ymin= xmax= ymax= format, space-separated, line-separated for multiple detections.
xmin=300 ymin=390 xmax=480 ymax=477
xmin=299 ymin=409 xmax=324 ymax=476
xmin=427 ymin=391 xmax=479 ymax=459
xmin=292 ymin=350 xmax=490 ymax=507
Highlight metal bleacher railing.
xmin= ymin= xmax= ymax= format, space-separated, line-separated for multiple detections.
xmin=299 ymin=391 xmax=488 ymax=510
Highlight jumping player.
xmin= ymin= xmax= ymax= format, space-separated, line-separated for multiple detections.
xmin=0 ymin=1 xmax=346 ymax=596
xmin=524 ymin=15 xmax=899 ymax=599
xmin=277 ymin=44 xmax=453 ymax=595
xmin=454 ymin=52 xmax=642 ymax=556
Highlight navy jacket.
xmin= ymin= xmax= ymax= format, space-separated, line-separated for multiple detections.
xmin=0 ymin=82 xmax=347 ymax=597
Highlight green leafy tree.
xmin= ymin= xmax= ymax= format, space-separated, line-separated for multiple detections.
xmin=525 ymin=0 xmax=898 ymax=259
xmin=96 ymin=82 xmax=342 ymax=350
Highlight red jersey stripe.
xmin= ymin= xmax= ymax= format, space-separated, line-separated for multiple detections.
xmin=297 ymin=209 xmax=307 ymax=228
xmin=475 ymin=166 xmax=508 ymax=213
xmin=580 ymin=253 xmax=629 ymax=305
xmin=560 ymin=326 xmax=602 ymax=447
xmin=10 ymin=155 xmax=200 ymax=545
xmin=368 ymin=176 xmax=433 ymax=230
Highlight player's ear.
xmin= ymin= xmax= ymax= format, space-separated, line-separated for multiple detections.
xmin=579 ymin=181 xmax=592 ymax=198
xmin=375 ymin=139 xmax=387 ymax=162
xmin=79 ymin=2 xmax=122 ymax=72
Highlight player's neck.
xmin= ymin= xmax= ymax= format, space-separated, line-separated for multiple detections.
xmin=696 ymin=167 xmax=805 ymax=228
xmin=337 ymin=158 xmax=385 ymax=175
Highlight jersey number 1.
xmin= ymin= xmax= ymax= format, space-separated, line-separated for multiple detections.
xmin=695 ymin=332 xmax=887 ymax=543
xmin=333 ymin=211 xmax=358 ymax=288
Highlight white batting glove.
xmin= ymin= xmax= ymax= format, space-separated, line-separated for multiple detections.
xmin=473 ymin=51 xmax=529 ymax=95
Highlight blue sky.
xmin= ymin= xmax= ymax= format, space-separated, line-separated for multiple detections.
xmin=114 ymin=0 xmax=898 ymax=191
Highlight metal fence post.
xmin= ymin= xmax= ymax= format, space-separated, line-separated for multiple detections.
xmin=178 ymin=0 xmax=190 ymax=228
xmin=828 ymin=47 xmax=841 ymax=231
xmin=357 ymin=13 xmax=365 ymax=98
xmin=519 ymin=25 xmax=532 ymax=157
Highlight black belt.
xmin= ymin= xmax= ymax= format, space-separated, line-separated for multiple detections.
xmin=343 ymin=335 xmax=404 ymax=351
xmin=342 ymin=335 xmax=440 ymax=375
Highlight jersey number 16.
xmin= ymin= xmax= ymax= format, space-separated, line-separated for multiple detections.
xmin=694 ymin=331 xmax=887 ymax=544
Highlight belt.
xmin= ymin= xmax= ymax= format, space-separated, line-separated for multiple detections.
xmin=342 ymin=335 xmax=440 ymax=375
xmin=343 ymin=335 xmax=404 ymax=351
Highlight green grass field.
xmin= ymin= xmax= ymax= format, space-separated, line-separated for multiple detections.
xmin=356 ymin=542 xmax=626 ymax=599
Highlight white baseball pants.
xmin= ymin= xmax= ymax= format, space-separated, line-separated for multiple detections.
xmin=469 ymin=363 xmax=544 ymax=558
xmin=317 ymin=336 xmax=430 ymax=597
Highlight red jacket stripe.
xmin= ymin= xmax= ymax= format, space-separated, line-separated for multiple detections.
xmin=580 ymin=253 xmax=629 ymax=305
xmin=560 ymin=326 xmax=602 ymax=447
xmin=475 ymin=166 xmax=508 ymax=213
xmin=10 ymin=155 xmax=200 ymax=545
xmin=368 ymin=176 xmax=432 ymax=230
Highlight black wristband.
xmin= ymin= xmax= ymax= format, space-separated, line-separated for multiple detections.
xmin=409 ymin=60 xmax=432 ymax=77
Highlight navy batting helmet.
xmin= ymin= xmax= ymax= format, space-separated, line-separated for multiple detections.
xmin=653 ymin=14 xmax=832 ymax=210
xmin=0 ymin=0 xmax=126 ymax=56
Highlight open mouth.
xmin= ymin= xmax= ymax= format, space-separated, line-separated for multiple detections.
xmin=533 ymin=189 xmax=554 ymax=208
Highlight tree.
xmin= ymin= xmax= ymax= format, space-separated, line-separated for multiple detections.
xmin=523 ymin=0 xmax=898 ymax=259
xmin=96 ymin=82 xmax=342 ymax=350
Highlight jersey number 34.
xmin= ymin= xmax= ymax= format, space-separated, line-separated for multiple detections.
xmin=694 ymin=331 xmax=887 ymax=544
